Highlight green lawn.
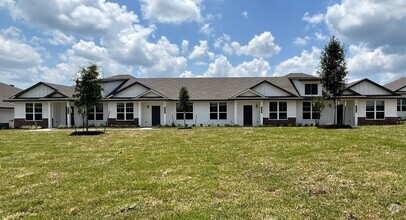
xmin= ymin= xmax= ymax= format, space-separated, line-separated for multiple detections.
xmin=0 ymin=126 xmax=405 ymax=219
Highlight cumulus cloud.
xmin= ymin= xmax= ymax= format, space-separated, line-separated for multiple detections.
xmin=273 ymin=47 xmax=321 ymax=76
xmin=199 ymin=23 xmax=214 ymax=36
xmin=325 ymin=0 xmax=406 ymax=48
xmin=181 ymin=40 xmax=189 ymax=55
xmin=189 ymin=40 xmax=214 ymax=60
xmin=202 ymin=55 xmax=270 ymax=77
xmin=0 ymin=31 xmax=42 ymax=69
xmin=13 ymin=0 xmax=138 ymax=35
xmin=232 ymin=32 xmax=281 ymax=57
xmin=140 ymin=0 xmax=201 ymax=24
xmin=214 ymin=34 xmax=233 ymax=55
xmin=347 ymin=44 xmax=406 ymax=83
xmin=293 ymin=36 xmax=310 ymax=46
xmin=242 ymin=11 xmax=248 ymax=19
xmin=47 ymin=30 xmax=76 ymax=46
xmin=303 ymin=12 xmax=324 ymax=25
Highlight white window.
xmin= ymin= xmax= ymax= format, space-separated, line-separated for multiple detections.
xmin=302 ymin=101 xmax=320 ymax=120
xmin=210 ymin=102 xmax=227 ymax=120
xmin=176 ymin=103 xmax=193 ymax=120
xmin=398 ymin=99 xmax=406 ymax=112
xmin=305 ymin=84 xmax=318 ymax=95
xmin=269 ymin=102 xmax=287 ymax=120
xmin=25 ymin=103 xmax=42 ymax=121
xmin=366 ymin=101 xmax=385 ymax=120
xmin=117 ymin=103 xmax=134 ymax=121
xmin=88 ymin=103 xmax=103 ymax=120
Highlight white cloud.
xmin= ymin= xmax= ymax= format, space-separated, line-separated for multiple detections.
xmin=273 ymin=47 xmax=321 ymax=76
xmin=181 ymin=40 xmax=189 ymax=55
xmin=140 ymin=0 xmax=201 ymax=24
xmin=214 ymin=34 xmax=233 ymax=55
xmin=0 ymin=33 xmax=42 ymax=69
xmin=303 ymin=12 xmax=324 ymax=25
xmin=189 ymin=40 xmax=214 ymax=60
xmin=232 ymin=32 xmax=281 ymax=57
xmin=199 ymin=23 xmax=214 ymax=36
xmin=47 ymin=30 xmax=76 ymax=46
xmin=347 ymin=44 xmax=406 ymax=83
xmin=315 ymin=32 xmax=327 ymax=41
xmin=293 ymin=36 xmax=310 ymax=46
xmin=242 ymin=11 xmax=248 ymax=18
xmin=202 ymin=55 xmax=270 ymax=77
xmin=325 ymin=0 xmax=406 ymax=48
xmin=13 ymin=0 xmax=138 ymax=35
xmin=68 ymin=40 xmax=107 ymax=61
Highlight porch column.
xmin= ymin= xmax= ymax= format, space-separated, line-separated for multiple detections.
xmin=48 ymin=101 xmax=52 ymax=128
xmin=138 ymin=102 xmax=142 ymax=127
xmin=163 ymin=101 xmax=167 ymax=125
xmin=260 ymin=100 xmax=264 ymax=126
xmin=234 ymin=101 xmax=238 ymax=125
xmin=67 ymin=101 xmax=71 ymax=127
xmin=354 ymin=100 xmax=358 ymax=126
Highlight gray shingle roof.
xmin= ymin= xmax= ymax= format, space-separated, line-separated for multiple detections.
xmin=42 ymin=82 xmax=75 ymax=98
xmin=0 ymin=83 xmax=22 ymax=108
xmin=384 ymin=77 xmax=406 ymax=92
xmin=113 ymin=76 xmax=301 ymax=100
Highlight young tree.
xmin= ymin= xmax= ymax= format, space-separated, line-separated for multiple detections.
xmin=317 ymin=36 xmax=348 ymax=125
xmin=312 ymin=96 xmax=325 ymax=126
xmin=73 ymin=63 xmax=103 ymax=132
xmin=178 ymin=86 xmax=190 ymax=128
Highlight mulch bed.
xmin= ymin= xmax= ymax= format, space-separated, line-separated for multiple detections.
xmin=70 ymin=131 xmax=104 ymax=136
xmin=317 ymin=124 xmax=352 ymax=129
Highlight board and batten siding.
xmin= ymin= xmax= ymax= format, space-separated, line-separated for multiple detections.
xmin=252 ymin=82 xmax=291 ymax=96
xmin=350 ymin=81 xmax=392 ymax=95
xmin=113 ymin=84 xmax=148 ymax=98
xmin=19 ymin=84 xmax=54 ymax=98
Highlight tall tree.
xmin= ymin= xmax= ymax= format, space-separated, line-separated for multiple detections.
xmin=178 ymin=86 xmax=191 ymax=128
xmin=317 ymin=36 xmax=348 ymax=125
xmin=73 ymin=63 xmax=103 ymax=132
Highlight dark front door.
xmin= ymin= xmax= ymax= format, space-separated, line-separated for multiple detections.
xmin=151 ymin=106 xmax=161 ymax=126
xmin=337 ymin=104 xmax=344 ymax=125
xmin=71 ymin=106 xmax=75 ymax=126
xmin=243 ymin=105 xmax=253 ymax=126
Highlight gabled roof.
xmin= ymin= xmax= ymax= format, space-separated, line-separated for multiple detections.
xmin=12 ymin=82 xmax=74 ymax=99
xmin=0 ymin=83 xmax=22 ymax=108
xmin=384 ymin=77 xmax=406 ymax=92
xmin=346 ymin=78 xmax=397 ymax=95
xmin=285 ymin=72 xmax=319 ymax=80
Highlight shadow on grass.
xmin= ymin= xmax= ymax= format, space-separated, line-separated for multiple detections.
xmin=317 ymin=124 xmax=352 ymax=129
xmin=70 ymin=131 xmax=104 ymax=136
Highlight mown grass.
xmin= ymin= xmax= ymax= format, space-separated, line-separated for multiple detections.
xmin=0 ymin=125 xmax=405 ymax=219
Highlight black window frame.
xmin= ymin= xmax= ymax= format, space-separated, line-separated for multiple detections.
xmin=117 ymin=102 xmax=134 ymax=121
xmin=269 ymin=101 xmax=288 ymax=120
xmin=210 ymin=102 xmax=227 ymax=120
xmin=88 ymin=103 xmax=104 ymax=121
xmin=366 ymin=100 xmax=385 ymax=120
xmin=176 ymin=103 xmax=193 ymax=120
xmin=25 ymin=103 xmax=42 ymax=121
xmin=305 ymin=84 xmax=318 ymax=95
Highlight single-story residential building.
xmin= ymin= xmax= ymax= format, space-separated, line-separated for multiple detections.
xmin=384 ymin=77 xmax=406 ymax=118
xmin=6 ymin=73 xmax=400 ymax=128
xmin=0 ymin=83 xmax=22 ymax=128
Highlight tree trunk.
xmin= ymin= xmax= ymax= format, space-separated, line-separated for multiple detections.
xmin=333 ymin=99 xmax=337 ymax=125
xmin=183 ymin=112 xmax=186 ymax=128
xmin=86 ymin=106 xmax=89 ymax=132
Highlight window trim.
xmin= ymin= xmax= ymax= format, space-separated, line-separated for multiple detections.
xmin=88 ymin=103 xmax=104 ymax=121
xmin=25 ymin=103 xmax=42 ymax=121
xmin=176 ymin=102 xmax=194 ymax=120
xmin=210 ymin=102 xmax=227 ymax=120
xmin=117 ymin=102 xmax=134 ymax=121
xmin=269 ymin=101 xmax=288 ymax=120
xmin=302 ymin=101 xmax=319 ymax=120
xmin=398 ymin=99 xmax=406 ymax=112
xmin=304 ymin=84 xmax=318 ymax=95
xmin=366 ymin=100 xmax=385 ymax=120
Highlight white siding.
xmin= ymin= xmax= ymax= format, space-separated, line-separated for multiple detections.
xmin=14 ymin=102 xmax=25 ymax=118
xmin=236 ymin=100 xmax=261 ymax=126
xmin=262 ymin=100 xmax=296 ymax=118
xmin=291 ymin=80 xmax=322 ymax=97
xmin=164 ymin=101 xmax=235 ymax=126
xmin=107 ymin=101 xmax=139 ymax=119
xmin=114 ymin=84 xmax=148 ymax=98
xmin=296 ymin=100 xmax=335 ymax=125
xmin=238 ymin=90 xmax=259 ymax=97
xmin=252 ymin=82 xmax=291 ymax=96
xmin=352 ymin=99 xmax=397 ymax=118
xmin=19 ymin=84 xmax=54 ymax=98
xmin=140 ymin=101 xmax=165 ymax=127
xmin=399 ymin=87 xmax=406 ymax=92
xmin=351 ymin=81 xmax=391 ymax=95
xmin=101 ymin=81 xmax=123 ymax=97
xmin=141 ymin=91 xmax=162 ymax=98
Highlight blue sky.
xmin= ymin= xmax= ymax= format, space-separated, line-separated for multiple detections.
xmin=0 ymin=0 xmax=405 ymax=88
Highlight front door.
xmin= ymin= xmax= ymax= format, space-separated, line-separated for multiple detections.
xmin=243 ymin=105 xmax=253 ymax=126
xmin=151 ymin=106 xmax=161 ymax=126
xmin=337 ymin=104 xmax=344 ymax=125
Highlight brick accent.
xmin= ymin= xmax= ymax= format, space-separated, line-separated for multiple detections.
xmin=358 ymin=117 xmax=397 ymax=125
xmin=263 ymin=117 xmax=296 ymax=126
xmin=107 ymin=118 xmax=139 ymax=127
xmin=14 ymin=118 xmax=49 ymax=128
